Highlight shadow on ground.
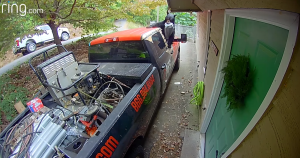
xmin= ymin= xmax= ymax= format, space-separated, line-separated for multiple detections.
xmin=144 ymin=41 xmax=200 ymax=158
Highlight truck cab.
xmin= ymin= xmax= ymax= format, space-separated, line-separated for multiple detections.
xmin=89 ymin=27 xmax=181 ymax=94
xmin=0 ymin=27 xmax=185 ymax=158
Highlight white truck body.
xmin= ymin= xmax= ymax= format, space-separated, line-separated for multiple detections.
xmin=13 ymin=25 xmax=70 ymax=54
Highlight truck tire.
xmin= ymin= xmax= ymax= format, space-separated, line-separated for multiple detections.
xmin=61 ymin=32 xmax=70 ymax=41
xmin=174 ymin=50 xmax=180 ymax=71
xmin=26 ymin=41 xmax=36 ymax=53
xmin=22 ymin=51 xmax=30 ymax=56
xmin=127 ymin=145 xmax=144 ymax=158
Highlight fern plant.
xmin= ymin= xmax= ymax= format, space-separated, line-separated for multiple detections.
xmin=221 ymin=55 xmax=254 ymax=111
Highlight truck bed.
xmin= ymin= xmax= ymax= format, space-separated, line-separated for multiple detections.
xmin=96 ymin=62 xmax=153 ymax=83
xmin=0 ymin=63 xmax=161 ymax=158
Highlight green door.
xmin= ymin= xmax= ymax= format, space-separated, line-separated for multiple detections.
xmin=205 ymin=17 xmax=288 ymax=158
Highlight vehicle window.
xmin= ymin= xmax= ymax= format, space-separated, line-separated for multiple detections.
xmin=40 ymin=25 xmax=51 ymax=30
xmin=89 ymin=41 xmax=151 ymax=62
xmin=150 ymin=32 xmax=167 ymax=56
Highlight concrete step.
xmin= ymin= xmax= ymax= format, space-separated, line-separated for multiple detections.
xmin=180 ymin=129 xmax=200 ymax=158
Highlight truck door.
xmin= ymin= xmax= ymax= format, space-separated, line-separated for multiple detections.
xmin=166 ymin=44 xmax=178 ymax=68
xmin=40 ymin=25 xmax=53 ymax=41
xmin=145 ymin=31 xmax=172 ymax=93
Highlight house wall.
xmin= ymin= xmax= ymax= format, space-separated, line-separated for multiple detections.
xmin=196 ymin=10 xmax=225 ymax=124
xmin=228 ymin=25 xmax=300 ymax=158
xmin=195 ymin=5 xmax=300 ymax=158
xmin=194 ymin=0 xmax=300 ymax=14
xmin=196 ymin=11 xmax=207 ymax=124
xmin=196 ymin=11 xmax=207 ymax=82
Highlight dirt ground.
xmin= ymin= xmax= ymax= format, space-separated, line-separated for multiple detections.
xmin=0 ymin=39 xmax=89 ymax=131
xmin=0 ymin=24 xmax=83 ymax=68
xmin=144 ymin=42 xmax=200 ymax=158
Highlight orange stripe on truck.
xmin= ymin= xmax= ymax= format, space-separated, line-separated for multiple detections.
xmin=131 ymin=75 xmax=155 ymax=112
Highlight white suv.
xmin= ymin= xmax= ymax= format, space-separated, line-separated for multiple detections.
xmin=13 ymin=25 xmax=70 ymax=55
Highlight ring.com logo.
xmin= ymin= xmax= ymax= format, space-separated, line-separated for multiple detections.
xmin=1 ymin=1 xmax=43 ymax=16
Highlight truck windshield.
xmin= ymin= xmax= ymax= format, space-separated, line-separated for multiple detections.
xmin=88 ymin=41 xmax=151 ymax=63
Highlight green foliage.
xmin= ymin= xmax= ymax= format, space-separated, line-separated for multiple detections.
xmin=80 ymin=34 xmax=104 ymax=44
xmin=129 ymin=5 xmax=168 ymax=26
xmin=79 ymin=32 xmax=116 ymax=45
xmin=221 ymin=55 xmax=254 ymax=111
xmin=157 ymin=6 xmax=169 ymax=21
xmin=0 ymin=69 xmax=29 ymax=124
xmin=0 ymin=8 xmax=43 ymax=57
xmin=129 ymin=13 xmax=153 ymax=26
xmin=174 ymin=12 xmax=197 ymax=26
xmin=126 ymin=22 xmax=144 ymax=29
xmin=190 ymin=81 xmax=204 ymax=106
xmin=0 ymin=0 xmax=166 ymax=57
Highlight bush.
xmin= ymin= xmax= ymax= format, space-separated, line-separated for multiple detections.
xmin=174 ymin=12 xmax=197 ymax=26
xmin=0 ymin=68 xmax=29 ymax=124
xmin=129 ymin=5 xmax=168 ymax=26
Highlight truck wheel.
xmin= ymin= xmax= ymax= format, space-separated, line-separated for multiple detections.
xmin=61 ymin=32 xmax=70 ymax=41
xmin=26 ymin=42 xmax=36 ymax=53
xmin=22 ymin=51 xmax=30 ymax=56
xmin=174 ymin=50 xmax=180 ymax=71
xmin=128 ymin=145 xmax=144 ymax=158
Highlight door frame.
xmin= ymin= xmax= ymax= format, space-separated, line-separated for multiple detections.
xmin=199 ymin=9 xmax=299 ymax=158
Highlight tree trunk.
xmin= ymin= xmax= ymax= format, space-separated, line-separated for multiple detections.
xmin=48 ymin=21 xmax=65 ymax=53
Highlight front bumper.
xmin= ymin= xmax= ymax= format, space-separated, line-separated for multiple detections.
xmin=12 ymin=46 xmax=21 ymax=55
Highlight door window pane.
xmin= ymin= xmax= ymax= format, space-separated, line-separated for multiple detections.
xmin=40 ymin=25 xmax=51 ymax=30
xmin=151 ymin=32 xmax=167 ymax=56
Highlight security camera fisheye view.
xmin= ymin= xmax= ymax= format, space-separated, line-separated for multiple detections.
xmin=0 ymin=0 xmax=299 ymax=158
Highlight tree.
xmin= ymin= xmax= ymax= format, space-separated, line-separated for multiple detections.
xmin=0 ymin=0 xmax=166 ymax=54
xmin=129 ymin=5 xmax=168 ymax=26
xmin=0 ymin=10 xmax=43 ymax=56
xmin=174 ymin=12 xmax=197 ymax=26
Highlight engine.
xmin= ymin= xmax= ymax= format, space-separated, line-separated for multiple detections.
xmin=3 ymin=106 xmax=106 ymax=158
xmin=1 ymin=50 xmax=130 ymax=158
xmin=35 ymin=51 xmax=104 ymax=106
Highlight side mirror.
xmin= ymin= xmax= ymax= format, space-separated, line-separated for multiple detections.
xmin=181 ymin=34 xmax=187 ymax=43
xmin=173 ymin=34 xmax=187 ymax=43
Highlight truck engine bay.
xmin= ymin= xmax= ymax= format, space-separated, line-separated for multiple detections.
xmin=0 ymin=46 xmax=153 ymax=158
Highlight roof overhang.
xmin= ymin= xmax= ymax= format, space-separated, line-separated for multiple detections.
xmin=167 ymin=0 xmax=202 ymax=12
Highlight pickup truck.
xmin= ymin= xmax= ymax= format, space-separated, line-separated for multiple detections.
xmin=0 ymin=27 xmax=186 ymax=158
xmin=13 ymin=25 xmax=70 ymax=55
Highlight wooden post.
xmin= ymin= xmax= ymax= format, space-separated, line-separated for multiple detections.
xmin=14 ymin=101 xmax=26 ymax=114
xmin=157 ymin=6 xmax=159 ymax=22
